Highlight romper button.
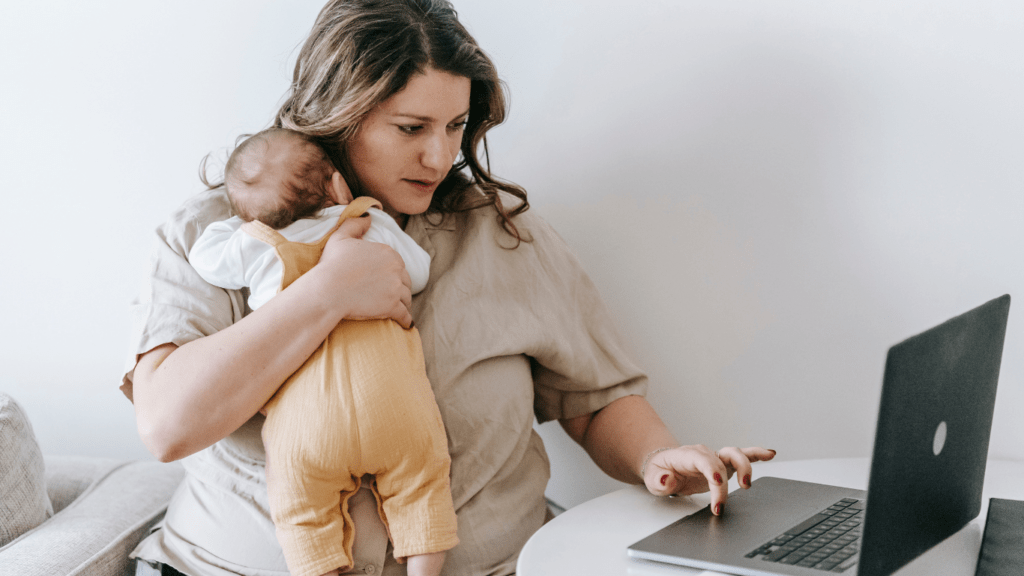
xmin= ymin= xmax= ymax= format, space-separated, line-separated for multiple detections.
xmin=365 ymin=564 xmax=376 ymax=575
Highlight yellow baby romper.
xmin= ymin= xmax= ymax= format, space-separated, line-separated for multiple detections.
xmin=245 ymin=198 xmax=459 ymax=576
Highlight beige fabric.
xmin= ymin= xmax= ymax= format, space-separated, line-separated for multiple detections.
xmin=123 ymin=186 xmax=648 ymax=575
xmin=0 ymin=393 xmax=53 ymax=547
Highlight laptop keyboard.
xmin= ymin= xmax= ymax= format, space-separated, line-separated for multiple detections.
xmin=745 ymin=497 xmax=864 ymax=572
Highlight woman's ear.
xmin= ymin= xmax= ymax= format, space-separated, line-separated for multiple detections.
xmin=331 ymin=171 xmax=354 ymax=204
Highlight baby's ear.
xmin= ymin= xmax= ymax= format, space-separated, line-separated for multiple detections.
xmin=331 ymin=171 xmax=354 ymax=204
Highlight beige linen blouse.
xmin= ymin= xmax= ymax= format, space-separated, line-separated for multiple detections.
xmin=121 ymin=187 xmax=648 ymax=576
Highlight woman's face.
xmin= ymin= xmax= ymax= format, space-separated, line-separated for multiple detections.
xmin=347 ymin=67 xmax=472 ymax=220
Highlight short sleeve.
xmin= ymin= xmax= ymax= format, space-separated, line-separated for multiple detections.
xmin=120 ymin=187 xmax=247 ymax=400
xmin=517 ymin=214 xmax=649 ymax=422
xmin=416 ymin=205 xmax=649 ymax=424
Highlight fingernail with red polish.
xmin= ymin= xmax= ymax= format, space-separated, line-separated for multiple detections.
xmin=743 ymin=474 xmax=751 ymax=487
xmin=714 ymin=473 xmax=723 ymax=485
xmin=714 ymin=503 xmax=722 ymax=515
xmin=660 ymin=474 xmax=669 ymax=486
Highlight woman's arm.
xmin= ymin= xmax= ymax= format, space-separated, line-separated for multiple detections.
xmin=133 ymin=217 xmax=413 ymax=462
xmin=559 ymin=395 xmax=775 ymax=515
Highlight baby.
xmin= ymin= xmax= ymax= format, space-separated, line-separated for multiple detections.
xmin=189 ymin=128 xmax=458 ymax=576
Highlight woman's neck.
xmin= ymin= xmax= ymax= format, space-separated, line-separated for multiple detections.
xmin=377 ymin=202 xmax=409 ymax=229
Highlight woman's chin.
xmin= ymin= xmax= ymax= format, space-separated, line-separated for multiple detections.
xmin=394 ymin=198 xmax=435 ymax=217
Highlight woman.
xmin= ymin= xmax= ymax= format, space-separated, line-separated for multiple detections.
xmin=124 ymin=1 xmax=774 ymax=574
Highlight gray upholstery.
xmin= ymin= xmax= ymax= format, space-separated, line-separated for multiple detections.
xmin=0 ymin=455 xmax=185 ymax=576
xmin=0 ymin=394 xmax=53 ymax=547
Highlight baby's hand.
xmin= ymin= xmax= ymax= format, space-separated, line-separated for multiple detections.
xmin=330 ymin=171 xmax=354 ymax=204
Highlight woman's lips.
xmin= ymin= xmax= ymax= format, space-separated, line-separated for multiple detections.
xmin=405 ymin=179 xmax=439 ymax=191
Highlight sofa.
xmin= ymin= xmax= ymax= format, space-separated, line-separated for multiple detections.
xmin=0 ymin=393 xmax=185 ymax=576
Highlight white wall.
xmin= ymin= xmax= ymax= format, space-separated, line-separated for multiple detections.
xmin=2 ymin=1 xmax=1022 ymax=510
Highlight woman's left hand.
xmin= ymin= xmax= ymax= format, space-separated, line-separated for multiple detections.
xmin=642 ymin=445 xmax=776 ymax=515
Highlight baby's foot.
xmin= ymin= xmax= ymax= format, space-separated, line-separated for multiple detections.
xmin=406 ymin=552 xmax=445 ymax=576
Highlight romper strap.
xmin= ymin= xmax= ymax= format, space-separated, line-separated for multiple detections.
xmin=240 ymin=220 xmax=289 ymax=247
xmin=335 ymin=196 xmax=385 ymax=228
xmin=326 ymin=196 xmax=384 ymax=236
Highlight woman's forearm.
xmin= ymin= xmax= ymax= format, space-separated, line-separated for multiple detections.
xmin=133 ymin=265 xmax=352 ymax=462
xmin=560 ymin=395 xmax=679 ymax=484
xmin=561 ymin=395 xmax=775 ymax=512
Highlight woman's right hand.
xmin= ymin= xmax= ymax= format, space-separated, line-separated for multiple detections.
xmin=317 ymin=214 xmax=414 ymax=328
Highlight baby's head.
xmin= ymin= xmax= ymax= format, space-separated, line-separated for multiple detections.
xmin=224 ymin=128 xmax=343 ymax=229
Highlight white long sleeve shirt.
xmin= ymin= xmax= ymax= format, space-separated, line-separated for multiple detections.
xmin=188 ymin=205 xmax=430 ymax=310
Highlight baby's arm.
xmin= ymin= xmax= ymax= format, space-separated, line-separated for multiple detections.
xmin=361 ymin=209 xmax=431 ymax=294
xmin=189 ymin=218 xmax=284 ymax=309
xmin=188 ymin=217 xmax=252 ymax=290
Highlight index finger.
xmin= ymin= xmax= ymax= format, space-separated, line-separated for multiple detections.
xmin=396 ymin=267 xmax=414 ymax=329
xmin=696 ymin=452 xmax=730 ymax=516
xmin=331 ymin=213 xmax=372 ymax=240
xmin=393 ymin=305 xmax=414 ymax=330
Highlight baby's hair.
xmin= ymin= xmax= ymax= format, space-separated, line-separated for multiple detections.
xmin=216 ymin=128 xmax=337 ymax=229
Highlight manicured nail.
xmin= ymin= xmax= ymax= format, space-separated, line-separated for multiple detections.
xmin=743 ymin=474 xmax=751 ymax=487
xmin=660 ymin=474 xmax=669 ymax=486
xmin=768 ymin=449 xmax=777 ymax=456
xmin=714 ymin=503 xmax=723 ymax=515
xmin=714 ymin=473 xmax=723 ymax=485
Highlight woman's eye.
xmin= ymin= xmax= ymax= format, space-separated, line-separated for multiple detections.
xmin=448 ymin=121 xmax=468 ymax=132
xmin=398 ymin=125 xmax=423 ymax=134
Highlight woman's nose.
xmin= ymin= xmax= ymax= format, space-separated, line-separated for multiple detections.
xmin=420 ymin=132 xmax=455 ymax=173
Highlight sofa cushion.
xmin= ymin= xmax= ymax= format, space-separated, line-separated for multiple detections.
xmin=45 ymin=456 xmax=125 ymax=515
xmin=0 ymin=459 xmax=185 ymax=576
xmin=0 ymin=393 xmax=53 ymax=546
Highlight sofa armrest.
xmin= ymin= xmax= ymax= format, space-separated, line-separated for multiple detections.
xmin=0 ymin=459 xmax=185 ymax=576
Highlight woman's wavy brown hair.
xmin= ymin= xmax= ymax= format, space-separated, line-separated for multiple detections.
xmin=275 ymin=0 xmax=529 ymax=243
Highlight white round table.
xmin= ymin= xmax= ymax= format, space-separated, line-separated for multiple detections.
xmin=516 ymin=458 xmax=1024 ymax=575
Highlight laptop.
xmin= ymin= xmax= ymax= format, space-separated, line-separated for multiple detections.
xmin=628 ymin=294 xmax=1011 ymax=576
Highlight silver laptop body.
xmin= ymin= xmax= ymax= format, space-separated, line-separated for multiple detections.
xmin=627 ymin=295 xmax=1010 ymax=576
